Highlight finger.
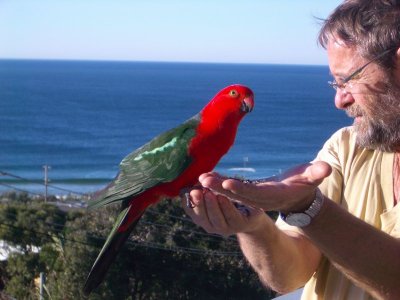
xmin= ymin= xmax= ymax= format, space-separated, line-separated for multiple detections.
xmin=203 ymin=191 xmax=230 ymax=232
xmin=222 ymin=161 xmax=332 ymax=200
xmin=217 ymin=196 xmax=245 ymax=226
xmin=199 ymin=174 xmax=252 ymax=203
xmin=199 ymin=172 xmax=225 ymax=190
xmin=198 ymin=171 xmax=224 ymax=182
xmin=186 ymin=189 xmax=232 ymax=234
xmin=181 ymin=189 xmax=213 ymax=229
xmin=221 ymin=178 xmax=278 ymax=205
xmin=218 ymin=197 xmax=266 ymax=235
xmin=307 ymin=161 xmax=332 ymax=184
xmin=279 ymin=161 xmax=331 ymax=186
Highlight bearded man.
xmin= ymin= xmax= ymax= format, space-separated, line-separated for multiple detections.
xmin=183 ymin=1 xmax=400 ymax=299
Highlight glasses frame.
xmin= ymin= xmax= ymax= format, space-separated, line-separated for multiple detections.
xmin=328 ymin=48 xmax=394 ymax=91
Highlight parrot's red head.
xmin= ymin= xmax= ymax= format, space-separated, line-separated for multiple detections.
xmin=201 ymin=84 xmax=254 ymax=126
xmin=217 ymin=84 xmax=254 ymax=112
xmin=193 ymin=84 xmax=254 ymax=155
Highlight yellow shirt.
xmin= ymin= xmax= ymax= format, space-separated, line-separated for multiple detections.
xmin=277 ymin=127 xmax=398 ymax=300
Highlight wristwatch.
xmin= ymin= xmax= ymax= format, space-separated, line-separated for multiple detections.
xmin=280 ymin=188 xmax=324 ymax=227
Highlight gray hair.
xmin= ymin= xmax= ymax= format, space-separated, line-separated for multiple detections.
xmin=318 ymin=0 xmax=400 ymax=69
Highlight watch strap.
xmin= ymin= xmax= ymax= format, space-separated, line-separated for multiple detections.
xmin=303 ymin=188 xmax=324 ymax=218
xmin=280 ymin=188 xmax=324 ymax=227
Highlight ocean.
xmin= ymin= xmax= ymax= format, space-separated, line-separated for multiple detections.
xmin=0 ymin=60 xmax=351 ymax=196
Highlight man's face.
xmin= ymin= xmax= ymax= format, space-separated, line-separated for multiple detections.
xmin=327 ymin=40 xmax=400 ymax=152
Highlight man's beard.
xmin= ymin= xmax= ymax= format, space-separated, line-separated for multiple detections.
xmin=346 ymin=77 xmax=400 ymax=152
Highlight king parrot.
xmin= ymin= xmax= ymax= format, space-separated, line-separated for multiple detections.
xmin=83 ymin=84 xmax=254 ymax=295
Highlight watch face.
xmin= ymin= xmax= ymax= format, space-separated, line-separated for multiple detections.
xmin=285 ymin=213 xmax=311 ymax=227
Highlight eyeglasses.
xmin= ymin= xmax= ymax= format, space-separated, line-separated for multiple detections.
xmin=328 ymin=48 xmax=394 ymax=91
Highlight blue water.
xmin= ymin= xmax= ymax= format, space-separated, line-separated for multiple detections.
xmin=0 ymin=60 xmax=351 ymax=195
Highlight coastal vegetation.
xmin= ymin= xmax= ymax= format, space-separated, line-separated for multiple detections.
xmin=0 ymin=192 xmax=276 ymax=299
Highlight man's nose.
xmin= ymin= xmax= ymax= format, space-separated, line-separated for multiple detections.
xmin=334 ymin=89 xmax=355 ymax=109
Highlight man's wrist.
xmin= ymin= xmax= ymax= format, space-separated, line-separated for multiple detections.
xmin=279 ymin=189 xmax=325 ymax=227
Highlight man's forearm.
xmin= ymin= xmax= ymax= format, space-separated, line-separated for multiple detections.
xmin=302 ymin=198 xmax=400 ymax=299
xmin=236 ymin=214 xmax=321 ymax=294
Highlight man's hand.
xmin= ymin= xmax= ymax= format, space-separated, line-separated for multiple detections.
xmin=181 ymin=188 xmax=267 ymax=237
xmin=198 ymin=161 xmax=332 ymax=213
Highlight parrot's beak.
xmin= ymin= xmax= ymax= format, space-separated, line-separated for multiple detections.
xmin=241 ymin=97 xmax=254 ymax=113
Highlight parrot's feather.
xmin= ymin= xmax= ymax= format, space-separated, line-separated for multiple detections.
xmin=83 ymin=204 xmax=142 ymax=296
xmin=89 ymin=115 xmax=200 ymax=209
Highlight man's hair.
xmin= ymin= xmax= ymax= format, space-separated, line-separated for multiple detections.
xmin=318 ymin=0 xmax=400 ymax=68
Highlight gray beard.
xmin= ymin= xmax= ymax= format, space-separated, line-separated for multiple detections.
xmin=355 ymin=118 xmax=400 ymax=152
xmin=351 ymin=82 xmax=400 ymax=152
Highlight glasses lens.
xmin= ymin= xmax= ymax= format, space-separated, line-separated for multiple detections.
xmin=328 ymin=81 xmax=338 ymax=90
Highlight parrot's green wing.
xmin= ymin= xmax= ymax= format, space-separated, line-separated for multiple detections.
xmin=89 ymin=115 xmax=200 ymax=208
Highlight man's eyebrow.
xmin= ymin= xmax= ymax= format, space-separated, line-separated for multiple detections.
xmin=329 ymin=71 xmax=346 ymax=80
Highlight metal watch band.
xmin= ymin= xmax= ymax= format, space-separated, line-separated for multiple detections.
xmin=280 ymin=188 xmax=325 ymax=227
xmin=304 ymin=188 xmax=324 ymax=218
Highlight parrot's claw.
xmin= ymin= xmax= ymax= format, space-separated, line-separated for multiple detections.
xmin=185 ymin=192 xmax=195 ymax=208
xmin=180 ymin=187 xmax=202 ymax=208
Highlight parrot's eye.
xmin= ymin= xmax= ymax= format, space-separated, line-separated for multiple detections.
xmin=229 ymin=89 xmax=239 ymax=98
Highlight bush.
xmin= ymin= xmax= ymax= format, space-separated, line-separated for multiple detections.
xmin=0 ymin=194 xmax=275 ymax=299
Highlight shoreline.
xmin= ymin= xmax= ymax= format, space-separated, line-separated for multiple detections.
xmin=0 ymin=166 xmax=272 ymax=197
xmin=0 ymin=182 xmax=104 ymax=197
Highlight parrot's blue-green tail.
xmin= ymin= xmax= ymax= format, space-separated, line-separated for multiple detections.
xmin=82 ymin=205 xmax=142 ymax=296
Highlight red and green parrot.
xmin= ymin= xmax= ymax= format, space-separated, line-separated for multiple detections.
xmin=83 ymin=84 xmax=254 ymax=295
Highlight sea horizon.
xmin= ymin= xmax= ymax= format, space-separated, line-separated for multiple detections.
xmin=0 ymin=57 xmax=329 ymax=68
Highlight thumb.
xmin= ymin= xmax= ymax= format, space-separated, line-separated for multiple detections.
xmin=306 ymin=161 xmax=332 ymax=185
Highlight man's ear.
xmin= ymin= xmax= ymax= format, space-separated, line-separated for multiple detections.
xmin=396 ymin=47 xmax=400 ymax=62
xmin=394 ymin=47 xmax=400 ymax=82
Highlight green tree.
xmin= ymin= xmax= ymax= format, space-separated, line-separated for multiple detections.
xmin=4 ymin=252 xmax=42 ymax=299
xmin=0 ymin=194 xmax=276 ymax=299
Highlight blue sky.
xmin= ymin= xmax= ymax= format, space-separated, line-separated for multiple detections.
xmin=1 ymin=0 xmax=343 ymax=65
